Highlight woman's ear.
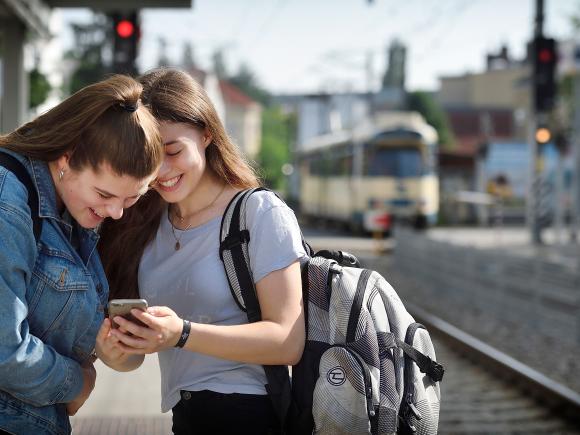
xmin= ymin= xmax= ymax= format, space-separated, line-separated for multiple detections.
xmin=57 ymin=153 xmax=70 ymax=171
xmin=202 ymin=129 xmax=213 ymax=148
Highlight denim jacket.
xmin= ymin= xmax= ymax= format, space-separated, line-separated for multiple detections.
xmin=0 ymin=150 xmax=109 ymax=435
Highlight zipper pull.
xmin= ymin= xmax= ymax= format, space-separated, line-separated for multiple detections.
xmin=407 ymin=401 xmax=422 ymax=421
xmin=367 ymin=386 xmax=375 ymax=417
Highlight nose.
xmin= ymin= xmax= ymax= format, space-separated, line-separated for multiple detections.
xmin=106 ymin=202 xmax=124 ymax=220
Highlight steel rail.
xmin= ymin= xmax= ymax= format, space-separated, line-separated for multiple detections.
xmin=407 ymin=301 xmax=580 ymax=423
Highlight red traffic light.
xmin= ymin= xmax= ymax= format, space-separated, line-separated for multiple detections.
xmin=116 ymin=20 xmax=135 ymax=38
xmin=538 ymin=48 xmax=554 ymax=63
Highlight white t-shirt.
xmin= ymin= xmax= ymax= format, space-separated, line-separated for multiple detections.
xmin=138 ymin=191 xmax=307 ymax=412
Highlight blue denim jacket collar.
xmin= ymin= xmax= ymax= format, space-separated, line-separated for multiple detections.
xmin=28 ymin=157 xmax=100 ymax=258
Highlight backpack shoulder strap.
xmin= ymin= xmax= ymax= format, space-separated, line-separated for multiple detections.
xmin=0 ymin=153 xmax=42 ymax=242
xmin=219 ymin=187 xmax=264 ymax=317
xmin=219 ymin=186 xmax=292 ymax=429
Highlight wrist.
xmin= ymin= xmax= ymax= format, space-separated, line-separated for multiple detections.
xmin=174 ymin=319 xmax=191 ymax=348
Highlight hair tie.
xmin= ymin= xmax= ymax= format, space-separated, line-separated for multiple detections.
xmin=119 ymin=101 xmax=138 ymax=112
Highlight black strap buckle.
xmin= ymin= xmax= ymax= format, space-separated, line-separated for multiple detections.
xmin=426 ymin=358 xmax=445 ymax=382
xmin=219 ymin=230 xmax=250 ymax=259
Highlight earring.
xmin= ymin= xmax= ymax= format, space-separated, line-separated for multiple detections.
xmin=58 ymin=169 xmax=65 ymax=181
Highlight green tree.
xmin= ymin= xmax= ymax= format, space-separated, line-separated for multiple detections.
xmin=407 ymin=91 xmax=455 ymax=149
xmin=29 ymin=68 xmax=51 ymax=109
xmin=229 ymin=63 xmax=271 ymax=106
xmin=66 ymin=15 xmax=108 ymax=94
xmin=259 ymin=107 xmax=294 ymax=192
xmin=212 ymin=49 xmax=228 ymax=79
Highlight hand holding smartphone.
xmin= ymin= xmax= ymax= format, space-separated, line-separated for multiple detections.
xmin=107 ymin=299 xmax=148 ymax=329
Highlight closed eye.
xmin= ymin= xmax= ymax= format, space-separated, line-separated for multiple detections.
xmin=166 ymin=149 xmax=182 ymax=157
xmin=98 ymin=192 xmax=112 ymax=199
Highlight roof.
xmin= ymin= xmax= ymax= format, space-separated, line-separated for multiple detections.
xmin=219 ymin=80 xmax=257 ymax=108
xmin=184 ymin=67 xmax=259 ymax=108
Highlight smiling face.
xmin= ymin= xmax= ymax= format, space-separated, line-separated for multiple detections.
xmin=53 ymin=159 xmax=156 ymax=229
xmin=154 ymin=121 xmax=212 ymax=204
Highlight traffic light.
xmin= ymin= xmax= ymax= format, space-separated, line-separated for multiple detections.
xmin=535 ymin=126 xmax=551 ymax=144
xmin=532 ymin=36 xmax=556 ymax=112
xmin=110 ymin=11 xmax=140 ymax=74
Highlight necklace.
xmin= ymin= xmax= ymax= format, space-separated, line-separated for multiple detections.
xmin=169 ymin=183 xmax=226 ymax=251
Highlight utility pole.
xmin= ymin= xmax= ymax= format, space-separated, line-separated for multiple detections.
xmin=530 ymin=0 xmax=544 ymax=244
xmin=573 ymin=76 xmax=580 ymax=244
xmin=530 ymin=0 xmax=557 ymax=244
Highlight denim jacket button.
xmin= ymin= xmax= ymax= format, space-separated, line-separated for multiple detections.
xmin=96 ymin=283 xmax=103 ymax=293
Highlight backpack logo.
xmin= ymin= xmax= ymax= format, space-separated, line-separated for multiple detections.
xmin=327 ymin=366 xmax=346 ymax=386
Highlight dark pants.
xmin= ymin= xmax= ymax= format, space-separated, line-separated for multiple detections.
xmin=172 ymin=390 xmax=279 ymax=435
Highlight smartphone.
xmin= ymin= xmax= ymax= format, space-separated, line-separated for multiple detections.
xmin=108 ymin=299 xmax=148 ymax=329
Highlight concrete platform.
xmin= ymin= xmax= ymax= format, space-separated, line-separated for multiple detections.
xmin=71 ymin=355 xmax=171 ymax=434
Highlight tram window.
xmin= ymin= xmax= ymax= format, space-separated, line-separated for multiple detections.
xmin=340 ymin=156 xmax=353 ymax=175
xmin=364 ymin=148 xmax=423 ymax=177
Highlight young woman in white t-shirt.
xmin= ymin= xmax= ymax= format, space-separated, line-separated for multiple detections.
xmin=97 ymin=68 xmax=306 ymax=435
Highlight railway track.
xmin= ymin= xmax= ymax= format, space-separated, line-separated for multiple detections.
xmin=410 ymin=304 xmax=580 ymax=435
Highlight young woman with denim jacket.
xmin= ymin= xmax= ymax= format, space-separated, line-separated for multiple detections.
xmin=97 ymin=68 xmax=306 ymax=435
xmin=0 ymin=75 xmax=163 ymax=435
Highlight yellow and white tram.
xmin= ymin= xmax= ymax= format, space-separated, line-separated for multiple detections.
xmin=298 ymin=112 xmax=438 ymax=233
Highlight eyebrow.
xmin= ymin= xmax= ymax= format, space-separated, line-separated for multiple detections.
xmin=95 ymin=188 xmax=144 ymax=199
xmin=163 ymin=140 xmax=179 ymax=146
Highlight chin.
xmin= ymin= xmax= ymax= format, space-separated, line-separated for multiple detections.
xmin=154 ymin=188 xmax=182 ymax=204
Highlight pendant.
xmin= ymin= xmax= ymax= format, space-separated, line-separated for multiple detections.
xmin=175 ymin=241 xmax=181 ymax=251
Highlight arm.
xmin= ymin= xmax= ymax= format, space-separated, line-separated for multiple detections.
xmin=66 ymin=362 xmax=96 ymax=416
xmin=110 ymin=260 xmax=305 ymax=366
xmin=0 ymin=200 xmax=84 ymax=406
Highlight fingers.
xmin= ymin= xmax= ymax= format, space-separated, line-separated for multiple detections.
xmin=146 ymin=306 xmax=175 ymax=317
xmin=130 ymin=309 xmax=158 ymax=328
xmin=96 ymin=318 xmax=112 ymax=342
xmin=112 ymin=340 xmax=149 ymax=355
xmin=112 ymin=314 xmax=159 ymax=339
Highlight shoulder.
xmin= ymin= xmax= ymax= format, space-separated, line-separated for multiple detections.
xmin=0 ymin=151 xmax=33 ymax=219
xmin=245 ymin=190 xmax=296 ymax=222
xmin=244 ymin=190 xmax=301 ymax=235
xmin=246 ymin=189 xmax=287 ymax=212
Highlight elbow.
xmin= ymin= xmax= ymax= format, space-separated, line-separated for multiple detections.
xmin=281 ymin=333 xmax=305 ymax=366
xmin=286 ymin=347 xmax=304 ymax=366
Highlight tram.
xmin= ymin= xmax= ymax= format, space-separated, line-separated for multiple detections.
xmin=298 ymin=111 xmax=438 ymax=233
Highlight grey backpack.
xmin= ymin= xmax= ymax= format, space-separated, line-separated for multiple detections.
xmin=219 ymin=188 xmax=444 ymax=434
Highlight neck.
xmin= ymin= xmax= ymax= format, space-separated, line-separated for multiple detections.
xmin=173 ymin=176 xmax=225 ymax=222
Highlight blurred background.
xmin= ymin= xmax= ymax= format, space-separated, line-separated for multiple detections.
xmin=1 ymin=1 xmax=580 ymax=434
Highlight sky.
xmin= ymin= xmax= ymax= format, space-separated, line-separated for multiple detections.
xmin=56 ymin=0 xmax=580 ymax=95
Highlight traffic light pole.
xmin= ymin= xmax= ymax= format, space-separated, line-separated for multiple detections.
xmin=531 ymin=0 xmax=545 ymax=244
xmin=573 ymin=75 xmax=580 ymax=244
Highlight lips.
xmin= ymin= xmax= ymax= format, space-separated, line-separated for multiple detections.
xmin=156 ymin=174 xmax=183 ymax=192
xmin=89 ymin=207 xmax=105 ymax=219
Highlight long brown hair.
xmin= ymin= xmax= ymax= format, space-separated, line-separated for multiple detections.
xmin=0 ymin=74 xmax=162 ymax=179
xmin=99 ymin=67 xmax=260 ymax=299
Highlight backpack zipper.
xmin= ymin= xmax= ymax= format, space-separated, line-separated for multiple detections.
xmin=399 ymin=322 xmax=425 ymax=432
